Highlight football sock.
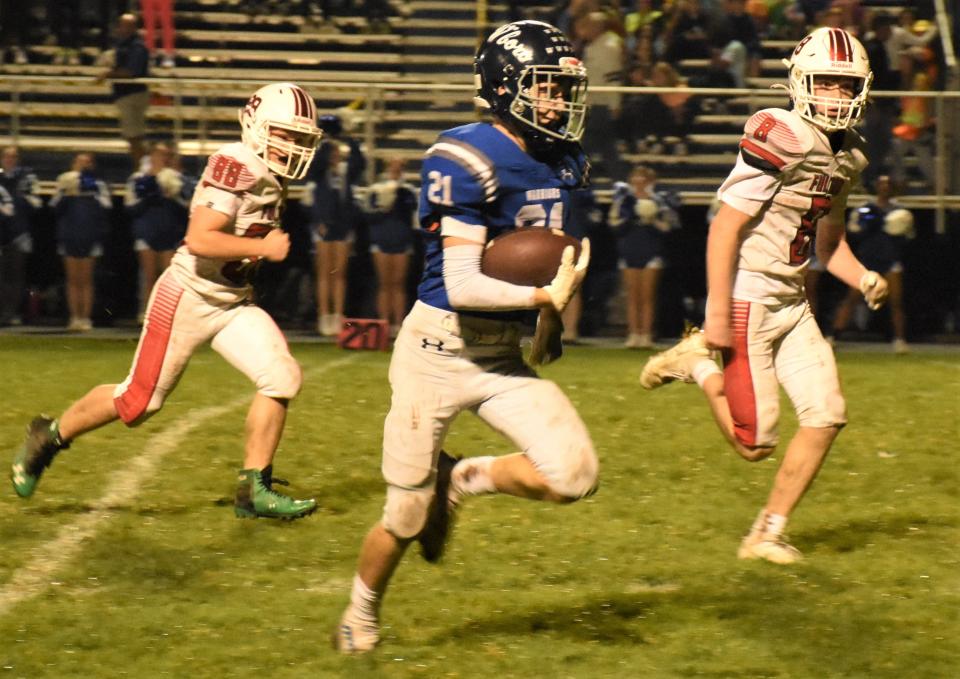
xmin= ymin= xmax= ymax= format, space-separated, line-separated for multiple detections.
xmin=692 ymin=357 xmax=722 ymax=389
xmin=752 ymin=509 xmax=787 ymax=537
xmin=763 ymin=512 xmax=788 ymax=537
xmin=349 ymin=574 xmax=380 ymax=622
xmin=451 ymin=456 xmax=496 ymax=497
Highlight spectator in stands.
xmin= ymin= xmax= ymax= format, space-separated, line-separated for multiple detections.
xmin=125 ymin=142 xmax=190 ymax=323
xmin=308 ymin=114 xmax=366 ymax=336
xmin=0 ymin=147 xmax=41 ymax=326
xmin=889 ymin=8 xmax=938 ymax=89
xmin=721 ymin=0 xmax=763 ymax=84
xmin=629 ymin=19 xmax=657 ymax=79
xmin=49 ymin=0 xmax=83 ymax=65
xmin=890 ymin=55 xmax=936 ymax=191
xmin=774 ymin=2 xmax=811 ymax=40
xmin=577 ymin=10 xmax=625 ymax=176
xmin=547 ymin=0 xmax=597 ymax=50
xmin=794 ymin=0 xmax=831 ymax=28
xmin=364 ymin=157 xmax=417 ymax=334
xmin=140 ymin=0 xmax=176 ymax=68
xmin=610 ymin=165 xmax=680 ymax=348
xmin=829 ymin=0 xmax=864 ymax=36
xmin=624 ymin=0 xmax=663 ymax=41
xmin=50 ymin=153 xmax=112 ymax=332
xmin=96 ymin=0 xmax=128 ymax=52
xmin=663 ymin=0 xmax=713 ymax=62
xmin=629 ymin=61 xmax=698 ymax=156
xmin=0 ymin=0 xmax=29 ymax=65
xmin=98 ymin=13 xmax=151 ymax=169
xmin=862 ymin=13 xmax=899 ymax=191
xmin=829 ymin=176 xmax=913 ymax=353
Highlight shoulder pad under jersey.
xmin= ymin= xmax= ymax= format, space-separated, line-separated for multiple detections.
xmin=201 ymin=142 xmax=263 ymax=193
xmin=738 ymin=108 xmax=814 ymax=174
xmin=421 ymin=134 xmax=498 ymax=209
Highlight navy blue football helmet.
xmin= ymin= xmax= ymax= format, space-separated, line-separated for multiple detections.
xmin=474 ymin=20 xmax=588 ymax=150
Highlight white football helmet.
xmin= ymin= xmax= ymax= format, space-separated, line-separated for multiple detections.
xmin=782 ymin=27 xmax=873 ymax=131
xmin=239 ymin=83 xmax=322 ymax=180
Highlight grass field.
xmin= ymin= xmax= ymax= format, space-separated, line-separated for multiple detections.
xmin=0 ymin=335 xmax=957 ymax=678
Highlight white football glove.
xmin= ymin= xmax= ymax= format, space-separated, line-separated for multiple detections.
xmin=859 ymin=271 xmax=888 ymax=310
xmin=542 ymin=238 xmax=590 ymax=313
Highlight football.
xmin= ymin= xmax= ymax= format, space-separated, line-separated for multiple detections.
xmin=481 ymin=228 xmax=582 ymax=287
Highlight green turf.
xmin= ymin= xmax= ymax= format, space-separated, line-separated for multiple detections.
xmin=0 ymin=336 xmax=957 ymax=678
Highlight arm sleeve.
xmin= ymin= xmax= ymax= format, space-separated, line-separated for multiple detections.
xmin=442 ymin=243 xmax=538 ymax=311
xmin=423 ymin=135 xmax=536 ymax=310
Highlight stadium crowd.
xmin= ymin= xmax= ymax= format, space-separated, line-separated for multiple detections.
xmin=0 ymin=0 xmax=954 ymax=347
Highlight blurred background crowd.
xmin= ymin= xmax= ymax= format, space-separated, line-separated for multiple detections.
xmin=0 ymin=0 xmax=957 ymax=351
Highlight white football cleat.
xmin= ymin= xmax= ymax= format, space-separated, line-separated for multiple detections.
xmin=333 ymin=607 xmax=380 ymax=654
xmin=737 ymin=531 xmax=803 ymax=565
xmin=639 ymin=328 xmax=711 ymax=389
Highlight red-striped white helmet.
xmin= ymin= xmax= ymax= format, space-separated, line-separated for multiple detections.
xmin=239 ymin=83 xmax=322 ymax=180
xmin=784 ymin=27 xmax=873 ymax=131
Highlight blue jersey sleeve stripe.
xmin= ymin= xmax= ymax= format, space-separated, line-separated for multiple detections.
xmin=427 ymin=140 xmax=499 ymax=203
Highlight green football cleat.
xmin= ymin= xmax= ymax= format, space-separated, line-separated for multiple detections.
xmin=11 ymin=415 xmax=69 ymax=498
xmin=234 ymin=465 xmax=317 ymax=520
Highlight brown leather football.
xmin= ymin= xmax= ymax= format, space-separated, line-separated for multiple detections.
xmin=480 ymin=228 xmax=582 ymax=287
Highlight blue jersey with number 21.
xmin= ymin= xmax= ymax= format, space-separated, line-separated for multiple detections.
xmin=416 ymin=122 xmax=588 ymax=317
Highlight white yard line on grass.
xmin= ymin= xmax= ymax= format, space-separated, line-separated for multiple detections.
xmin=0 ymin=355 xmax=357 ymax=617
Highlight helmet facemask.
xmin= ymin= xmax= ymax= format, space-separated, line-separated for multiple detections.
xmin=508 ymin=60 xmax=588 ymax=144
xmin=241 ymin=117 xmax=321 ymax=181
xmin=787 ymin=67 xmax=872 ymax=131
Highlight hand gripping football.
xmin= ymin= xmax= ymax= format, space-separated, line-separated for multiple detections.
xmin=481 ymin=228 xmax=583 ymax=287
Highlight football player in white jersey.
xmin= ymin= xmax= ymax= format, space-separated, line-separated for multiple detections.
xmin=640 ymin=27 xmax=889 ymax=564
xmin=12 ymin=83 xmax=323 ymax=520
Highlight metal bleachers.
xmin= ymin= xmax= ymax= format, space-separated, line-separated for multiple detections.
xmin=0 ymin=0 xmax=955 ymax=207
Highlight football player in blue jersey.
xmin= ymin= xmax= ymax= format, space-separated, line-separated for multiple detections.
xmin=334 ymin=20 xmax=596 ymax=654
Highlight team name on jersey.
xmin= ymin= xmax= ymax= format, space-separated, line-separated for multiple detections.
xmin=525 ymin=188 xmax=561 ymax=201
xmin=809 ymin=173 xmax=845 ymax=195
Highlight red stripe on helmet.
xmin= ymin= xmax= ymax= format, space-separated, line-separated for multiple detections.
xmin=843 ymin=30 xmax=854 ymax=62
xmin=291 ymin=87 xmax=303 ymax=117
xmin=830 ymin=28 xmax=851 ymax=62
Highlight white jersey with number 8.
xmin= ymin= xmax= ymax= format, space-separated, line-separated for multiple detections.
xmin=717 ymin=107 xmax=867 ymax=304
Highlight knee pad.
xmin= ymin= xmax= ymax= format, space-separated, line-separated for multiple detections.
xmin=257 ymin=354 xmax=302 ymax=400
xmin=533 ymin=441 xmax=599 ymax=501
xmin=798 ymin=392 xmax=847 ymax=429
xmin=382 ymin=485 xmax=433 ymax=540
